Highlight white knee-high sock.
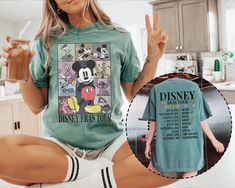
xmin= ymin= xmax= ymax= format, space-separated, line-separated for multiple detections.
xmin=76 ymin=166 xmax=117 ymax=188
xmin=33 ymin=166 xmax=117 ymax=188
xmin=64 ymin=155 xmax=113 ymax=182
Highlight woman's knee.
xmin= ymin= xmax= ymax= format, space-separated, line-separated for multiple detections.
xmin=0 ymin=135 xmax=26 ymax=151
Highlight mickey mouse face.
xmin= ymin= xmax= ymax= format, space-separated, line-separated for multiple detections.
xmin=72 ymin=60 xmax=96 ymax=84
xmin=78 ymin=68 xmax=93 ymax=83
xmin=100 ymin=48 xmax=108 ymax=55
xmin=98 ymin=81 xmax=109 ymax=89
xmin=64 ymin=64 xmax=71 ymax=71
xmin=61 ymin=45 xmax=71 ymax=54
xmin=98 ymin=97 xmax=107 ymax=105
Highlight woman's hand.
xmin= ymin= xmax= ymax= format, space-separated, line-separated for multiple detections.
xmin=212 ymin=139 xmax=225 ymax=153
xmin=0 ymin=36 xmax=13 ymax=66
xmin=145 ymin=144 xmax=152 ymax=160
xmin=145 ymin=12 xmax=168 ymax=60
xmin=0 ymin=36 xmax=34 ymax=67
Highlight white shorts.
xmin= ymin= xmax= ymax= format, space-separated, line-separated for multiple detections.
xmin=45 ymin=133 xmax=127 ymax=161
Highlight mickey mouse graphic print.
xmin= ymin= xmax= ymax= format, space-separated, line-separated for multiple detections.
xmin=58 ymin=43 xmax=111 ymax=118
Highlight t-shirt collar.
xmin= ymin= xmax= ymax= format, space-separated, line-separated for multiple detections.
xmin=68 ymin=21 xmax=102 ymax=34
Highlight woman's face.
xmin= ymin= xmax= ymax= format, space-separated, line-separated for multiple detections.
xmin=55 ymin=0 xmax=88 ymax=15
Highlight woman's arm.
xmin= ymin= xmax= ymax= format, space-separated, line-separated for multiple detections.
xmin=122 ymin=55 xmax=159 ymax=102
xmin=20 ymin=75 xmax=48 ymax=114
xmin=145 ymin=120 xmax=156 ymax=159
xmin=122 ymin=13 xmax=167 ymax=102
xmin=2 ymin=36 xmax=48 ymax=114
xmin=201 ymin=120 xmax=225 ymax=153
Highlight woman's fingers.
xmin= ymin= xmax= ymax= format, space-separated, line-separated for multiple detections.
xmin=6 ymin=35 xmax=13 ymax=43
xmin=218 ymin=144 xmax=224 ymax=153
xmin=30 ymin=51 xmax=35 ymax=58
xmin=146 ymin=153 xmax=150 ymax=159
xmin=146 ymin=12 xmax=160 ymax=33
xmin=1 ymin=51 xmax=10 ymax=59
xmin=153 ymin=12 xmax=159 ymax=31
xmin=145 ymin=14 xmax=152 ymax=33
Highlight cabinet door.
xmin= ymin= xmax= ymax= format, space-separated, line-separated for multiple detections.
xmin=17 ymin=101 xmax=39 ymax=136
xmin=154 ymin=2 xmax=180 ymax=53
xmin=0 ymin=103 xmax=14 ymax=135
xmin=179 ymin=0 xmax=209 ymax=52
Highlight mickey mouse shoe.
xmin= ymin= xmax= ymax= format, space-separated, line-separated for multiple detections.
xmin=68 ymin=96 xmax=80 ymax=113
xmin=85 ymin=105 xmax=101 ymax=113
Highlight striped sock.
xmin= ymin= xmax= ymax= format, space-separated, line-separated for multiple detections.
xmin=31 ymin=166 xmax=117 ymax=188
xmin=64 ymin=156 xmax=79 ymax=182
xmin=100 ymin=167 xmax=117 ymax=188
xmin=64 ymin=155 xmax=113 ymax=182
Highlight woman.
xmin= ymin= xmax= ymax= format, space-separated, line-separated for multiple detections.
xmin=0 ymin=0 xmax=174 ymax=187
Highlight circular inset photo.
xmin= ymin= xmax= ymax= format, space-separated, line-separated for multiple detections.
xmin=125 ymin=73 xmax=232 ymax=179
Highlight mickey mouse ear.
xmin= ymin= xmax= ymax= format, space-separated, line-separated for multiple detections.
xmin=79 ymin=61 xmax=87 ymax=68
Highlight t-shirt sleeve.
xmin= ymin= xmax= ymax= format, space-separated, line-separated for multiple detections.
xmin=143 ymin=88 xmax=156 ymax=120
xmin=199 ymin=93 xmax=212 ymax=121
xmin=120 ymin=34 xmax=140 ymax=83
xmin=30 ymin=38 xmax=49 ymax=88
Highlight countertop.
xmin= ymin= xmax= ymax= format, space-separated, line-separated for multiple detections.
xmin=0 ymin=94 xmax=23 ymax=102
xmin=212 ymin=82 xmax=235 ymax=91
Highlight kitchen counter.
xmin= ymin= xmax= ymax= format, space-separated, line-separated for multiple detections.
xmin=209 ymin=82 xmax=235 ymax=104
xmin=0 ymin=94 xmax=23 ymax=102
xmin=212 ymin=82 xmax=235 ymax=91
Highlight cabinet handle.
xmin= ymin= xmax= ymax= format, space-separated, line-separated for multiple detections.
xmin=14 ymin=122 xmax=17 ymax=130
xmin=176 ymin=46 xmax=179 ymax=50
xmin=17 ymin=121 xmax=20 ymax=129
xmin=180 ymin=46 xmax=183 ymax=50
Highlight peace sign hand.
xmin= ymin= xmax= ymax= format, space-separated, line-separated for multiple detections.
xmin=145 ymin=12 xmax=168 ymax=60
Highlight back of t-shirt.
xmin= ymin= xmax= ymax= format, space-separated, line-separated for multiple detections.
xmin=143 ymin=78 xmax=212 ymax=173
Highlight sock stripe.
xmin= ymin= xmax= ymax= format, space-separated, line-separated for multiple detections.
xmin=106 ymin=167 xmax=113 ymax=188
xmin=72 ymin=156 xmax=78 ymax=181
xmin=73 ymin=157 xmax=79 ymax=181
xmin=101 ymin=169 xmax=107 ymax=188
xmin=68 ymin=156 xmax=75 ymax=181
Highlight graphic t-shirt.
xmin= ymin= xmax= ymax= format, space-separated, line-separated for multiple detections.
xmin=143 ymin=78 xmax=212 ymax=172
xmin=30 ymin=22 xmax=140 ymax=149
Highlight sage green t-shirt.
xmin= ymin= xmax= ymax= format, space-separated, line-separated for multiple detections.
xmin=143 ymin=78 xmax=212 ymax=172
xmin=30 ymin=22 xmax=140 ymax=149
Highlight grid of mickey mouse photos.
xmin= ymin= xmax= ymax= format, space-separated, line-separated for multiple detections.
xmin=58 ymin=43 xmax=111 ymax=115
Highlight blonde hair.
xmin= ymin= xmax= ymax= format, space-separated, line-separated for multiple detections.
xmin=36 ymin=0 xmax=115 ymax=70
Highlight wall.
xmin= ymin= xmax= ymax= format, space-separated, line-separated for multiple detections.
xmin=218 ymin=0 xmax=235 ymax=51
xmin=13 ymin=17 xmax=41 ymax=45
xmin=100 ymin=0 xmax=152 ymax=64
xmin=0 ymin=19 xmax=14 ymax=85
xmin=0 ymin=19 xmax=14 ymax=46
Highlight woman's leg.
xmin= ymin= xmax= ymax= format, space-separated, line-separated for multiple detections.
xmin=182 ymin=171 xmax=198 ymax=178
xmin=112 ymin=142 xmax=177 ymax=188
xmin=0 ymin=134 xmax=69 ymax=185
xmin=148 ymin=161 xmax=160 ymax=174
xmin=1 ymin=177 xmax=32 ymax=186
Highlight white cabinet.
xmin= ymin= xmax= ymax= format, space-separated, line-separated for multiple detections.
xmin=0 ymin=95 xmax=40 ymax=136
xmin=152 ymin=0 xmax=219 ymax=53
xmin=0 ymin=103 xmax=14 ymax=135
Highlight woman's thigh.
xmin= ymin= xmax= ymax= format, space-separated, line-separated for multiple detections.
xmin=0 ymin=134 xmax=69 ymax=184
xmin=101 ymin=133 xmax=132 ymax=162
xmin=0 ymin=134 xmax=68 ymax=155
xmin=113 ymin=155 xmax=177 ymax=188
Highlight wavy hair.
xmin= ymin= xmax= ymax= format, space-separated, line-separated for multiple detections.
xmin=36 ymin=0 xmax=115 ymax=70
